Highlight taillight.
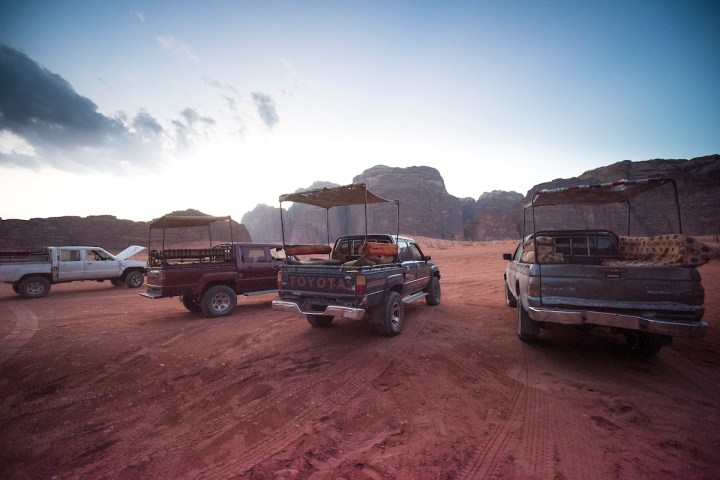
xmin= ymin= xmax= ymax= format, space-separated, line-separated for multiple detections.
xmin=528 ymin=277 xmax=541 ymax=297
xmin=356 ymin=275 xmax=366 ymax=295
xmin=277 ymin=271 xmax=282 ymax=290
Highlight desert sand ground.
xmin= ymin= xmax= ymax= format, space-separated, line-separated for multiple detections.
xmin=1 ymin=240 xmax=718 ymax=479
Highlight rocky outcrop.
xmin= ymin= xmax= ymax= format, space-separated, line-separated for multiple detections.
xmin=0 ymin=210 xmax=251 ymax=252
xmin=2 ymin=156 xmax=718 ymax=250
xmin=245 ymin=155 xmax=719 ymax=243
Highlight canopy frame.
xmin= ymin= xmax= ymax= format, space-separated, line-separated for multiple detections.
xmin=147 ymin=215 xmax=233 ymax=252
xmin=523 ymin=177 xmax=682 ymax=238
xmin=278 ymin=183 xmax=400 ymax=250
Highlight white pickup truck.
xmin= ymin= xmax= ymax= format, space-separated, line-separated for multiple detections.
xmin=0 ymin=245 xmax=147 ymax=298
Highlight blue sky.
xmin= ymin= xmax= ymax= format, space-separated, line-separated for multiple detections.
xmin=1 ymin=0 xmax=718 ymax=222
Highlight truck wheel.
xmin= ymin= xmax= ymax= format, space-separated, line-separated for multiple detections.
xmin=425 ymin=276 xmax=441 ymax=306
xmin=517 ymin=302 xmax=539 ymax=342
xmin=373 ymin=291 xmax=404 ymax=336
xmin=307 ymin=315 xmax=334 ymax=327
xmin=201 ymin=285 xmax=237 ymax=317
xmin=625 ymin=332 xmax=663 ymax=357
xmin=18 ymin=276 xmax=51 ymax=299
xmin=124 ymin=271 xmax=144 ymax=289
xmin=110 ymin=278 xmax=124 ymax=287
xmin=505 ymin=284 xmax=517 ymax=308
xmin=181 ymin=295 xmax=203 ymax=312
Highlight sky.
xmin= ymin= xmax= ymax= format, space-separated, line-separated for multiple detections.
xmin=1 ymin=0 xmax=718 ymax=223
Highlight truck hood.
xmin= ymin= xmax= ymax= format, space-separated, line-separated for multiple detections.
xmin=115 ymin=245 xmax=146 ymax=260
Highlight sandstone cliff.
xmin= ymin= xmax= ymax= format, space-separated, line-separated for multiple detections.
xmin=0 ymin=210 xmax=251 ymax=252
xmin=244 ymin=155 xmax=719 ymax=243
xmin=2 ymin=156 xmax=717 ymax=250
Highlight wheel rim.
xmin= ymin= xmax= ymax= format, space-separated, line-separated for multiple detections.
xmin=212 ymin=293 xmax=231 ymax=312
xmin=390 ymin=301 xmax=401 ymax=330
xmin=128 ymin=275 xmax=141 ymax=287
xmin=27 ymin=281 xmax=45 ymax=295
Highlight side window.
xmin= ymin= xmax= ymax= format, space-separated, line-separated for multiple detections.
xmin=398 ymin=241 xmax=412 ymax=262
xmin=407 ymin=243 xmax=422 ymax=261
xmin=60 ymin=250 xmax=81 ymax=262
xmin=513 ymin=244 xmax=523 ymax=262
xmin=88 ymin=250 xmax=107 ymax=261
xmin=245 ymin=247 xmax=266 ymax=263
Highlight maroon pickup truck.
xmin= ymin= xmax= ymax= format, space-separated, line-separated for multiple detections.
xmin=140 ymin=215 xmax=285 ymax=317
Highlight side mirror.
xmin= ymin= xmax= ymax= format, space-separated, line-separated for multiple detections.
xmin=503 ymin=253 xmax=512 ymax=261
xmin=424 ymin=255 xmax=431 ymax=261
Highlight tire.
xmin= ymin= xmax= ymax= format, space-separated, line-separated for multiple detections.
xmin=110 ymin=278 xmax=125 ymax=287
xmin=181 ymin=295 xmax=203 ymax=312
xmin=124 ymin=271 xmax=144 ymax=289
xmin=201 ymin=285 xmax=237 ymax=317
xmin=18 ymin=276 xmax=51 ymax=299
xmin=373 ymin=291 xmax=404 ymax=336
xmin=306 ymin=315 xmax=334 ymax=327
xmin=505 ymin=283 xmax=517 ymax=308
xmin=625 ymin=332 xmax=663 ymax=357
xmin=517 ymin=301 xmax=539 ymax=342
xmin=425 ymin=276 xmax=441 ymax=306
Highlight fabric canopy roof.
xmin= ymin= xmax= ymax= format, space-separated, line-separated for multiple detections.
xmin=148 ymin=215 xmax=231 ymax=229
xmin=279 ymin=183 xmax=394 ymax=209
xmin=529 ymin=178 xmax=675 ymax=207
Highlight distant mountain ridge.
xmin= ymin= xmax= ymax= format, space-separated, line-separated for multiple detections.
xmin=1 ymin=156 xmax=718 ymax=251
xmin=0 ymin=210 xmax=252 ymax=252
xmin=244 ymin=155 xmax=720 ymax=243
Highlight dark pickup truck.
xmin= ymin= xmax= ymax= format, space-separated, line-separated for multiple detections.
xmin=503 ymin=178 xmax=715 ymax=355
xmin=140 ymin=215 xmax=284 ymax=317
xmin=271 ymin=184 xmax=441 ymax=336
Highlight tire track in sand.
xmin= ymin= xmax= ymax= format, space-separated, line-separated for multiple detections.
xmin=0 ymin=303 xmax=39 ymax=364
xmin=185 ymin=307 xmax=436 ymax=480
xmin=457 ymin=342 xmax=553 ymax=479
xmin=457 ymin=341 xmax=607 ymax=480
xmin=70 ymin=307 xmax=436 ymax=479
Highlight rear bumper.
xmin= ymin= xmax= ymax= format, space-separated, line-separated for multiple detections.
xmin=140 ymin=287 xmax=163 ymax=299
xmin=528 ymin=307 xmax=708 ymax=338
xmin=272 ymin=300 xmax=367 ymax=320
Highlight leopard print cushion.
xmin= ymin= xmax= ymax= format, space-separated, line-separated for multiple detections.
xmin=522 ymin=238 xmax=564 ymax=264
xmin=616 ymin=234 xmax=717 ymax=267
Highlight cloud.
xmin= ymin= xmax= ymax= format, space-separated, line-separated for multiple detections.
xmin=171 ymin=108 xmax=216 ymax=151
xmin=0 ymin=44 xmax=162 ymax=171
xmin=251 ymin=92 xmax=279 ymax=128
xmin=132 ymin=110 xmax=164 ymax=142
xmin=157 ymin=34 xmax=199 ymax=62
xmin=130 ymin=10 xmax=145 ymax=23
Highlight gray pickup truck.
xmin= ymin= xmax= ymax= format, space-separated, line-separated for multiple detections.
xmin=503 ymin=178 xmax=714 ymax=356
xmin=271 ymin=183 xmax=441 ymax=336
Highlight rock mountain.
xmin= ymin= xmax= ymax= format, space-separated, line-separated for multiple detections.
xmin=244 ymin=155 xmax=720 ymax=244
xmin=1 ymin=156 xmax=717 ymax=251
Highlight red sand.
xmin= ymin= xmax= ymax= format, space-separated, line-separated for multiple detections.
xmin=1 ymin=240 xmax=719 ymax=479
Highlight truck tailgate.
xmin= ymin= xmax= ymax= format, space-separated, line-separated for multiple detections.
xmin=283 ymin=268 xmax=358 ymax=295
xmin=538 ymin=264 xmax=704 ymax=314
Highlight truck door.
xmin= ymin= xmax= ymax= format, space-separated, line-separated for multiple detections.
xmin=84 ymin=248 xmax=122 ymax=279
xmin=399 ymin=240 xmax=431 ymax=295
xmin=238 ymin=246 xmax=277 ymax=292
xmin=56 ymin=248 xmax=86 ymax=281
